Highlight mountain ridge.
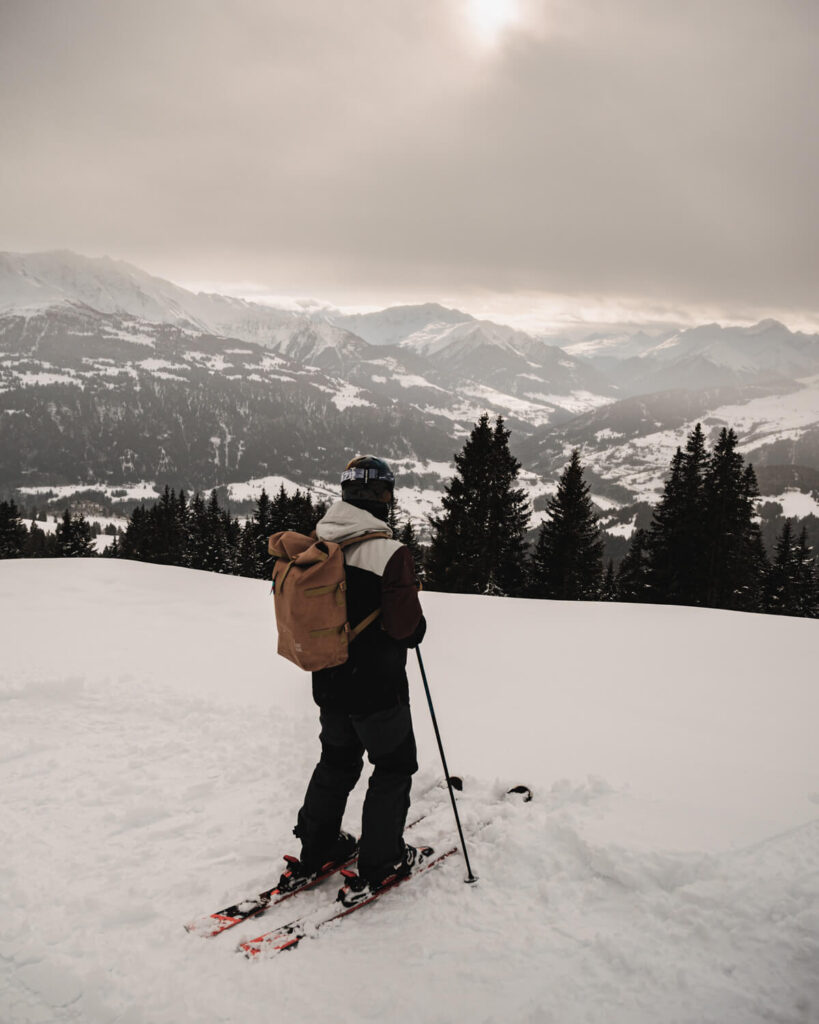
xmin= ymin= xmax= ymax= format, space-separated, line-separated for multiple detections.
xmin=2 ymin=250 xmax=819 ymax=528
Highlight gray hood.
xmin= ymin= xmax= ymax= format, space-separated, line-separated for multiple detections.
xmin=315 ymin=500 xmax=393 ymax=544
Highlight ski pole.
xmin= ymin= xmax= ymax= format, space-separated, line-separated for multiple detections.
xmin=415 ymin=647 xmax=478 ymax=883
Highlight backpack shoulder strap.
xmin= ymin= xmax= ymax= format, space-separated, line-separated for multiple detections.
xmin=337 ymin=531 xmax=392 ymax=550
xmin=336 ymin=531 xmax=392 ymax=640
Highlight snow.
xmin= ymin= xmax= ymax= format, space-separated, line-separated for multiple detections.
xmin=227 ymin=475 xmax=336 ymax=504
xmin=605 ymin=516 xmax=637 ymax=539
xmin=1 ymin=560 xmax=818 ymax=1024
xmin=17 ymin=370 xmax=80 ymax=387
xmin=458 ymin=384 xmax=557 ymax=426
xmin=590 ymin=494 xmax=623 ymax=512
xmin=576 ymin=375 xmax=819 ymax=504
xmin=328 ymin=383 xmax=374 ymax=411
xmin=393 ymin=373 xmax=448 ymax=392
xmin=138 ymin=359 xmax=189 ymax=373
xmin=765 ymin=490 xmax=819 ymax=518
xmin=393 ymin=458 xmax=455 ymax=479
xmin=523 ymin=390 xmax=616 ymax=415
xmin=17 ymin=481 xmax=159 ymax=502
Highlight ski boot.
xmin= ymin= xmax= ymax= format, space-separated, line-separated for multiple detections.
xmin=277 ymin=830 xmax=358 ymax=895
xmin=336 ymin=843 xmax=433 ymax=908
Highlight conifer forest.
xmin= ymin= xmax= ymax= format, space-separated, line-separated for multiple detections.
xmin=2 ymin=415 xmax=817 ymax=618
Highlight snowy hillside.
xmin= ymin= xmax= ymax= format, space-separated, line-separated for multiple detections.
xmin=0 ymin=250 xmax=296 ymax=341
xmin=331 ymin=302 xmax=475 ymax=347
xmin=571 ymin=319 xmax=819 ymax=395
xmin=266 ymin=317 xmax=371 ymax=365
xmin=1 ymin=560 xmax=817 ymax=1024
xmin=524 ymin=376 xmax=819 ymax=504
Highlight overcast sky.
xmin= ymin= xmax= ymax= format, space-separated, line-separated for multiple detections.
xmin=1 ymin=0 xmax=817 ymax=329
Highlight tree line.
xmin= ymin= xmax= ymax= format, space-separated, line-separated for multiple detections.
xmin=0 ymin=483 xmax=422 ymax=581
xmin=2 ymin=414 xmax=817 ymax=617
xmin=0 ymin=505 xmax=97 ymax=558
xmin=424 ymin=414 xmax=817 ymax=617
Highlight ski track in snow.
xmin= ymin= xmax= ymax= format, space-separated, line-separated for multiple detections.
xmin=1 ymin=561 xmax=817 ymax=1024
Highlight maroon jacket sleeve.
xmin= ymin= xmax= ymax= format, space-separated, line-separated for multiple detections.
xmin=381 ymin=546 xmax=425 ymax=643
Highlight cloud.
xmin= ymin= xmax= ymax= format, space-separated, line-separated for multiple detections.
xmin=1 ymin=0 xmax=817 ymax=316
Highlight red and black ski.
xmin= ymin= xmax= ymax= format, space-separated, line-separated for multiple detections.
xmin=238 ymin=844 xmax=457 ymax=959
xmin=185 ymin=814 xmax=428 ymax=938
xmin=183 ymin=850 xmax=360 ymax=938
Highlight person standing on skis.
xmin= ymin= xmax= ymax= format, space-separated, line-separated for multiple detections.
xmin=278 ymin=455 xmax=427 ymax=905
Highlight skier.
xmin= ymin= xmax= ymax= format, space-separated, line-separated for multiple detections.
xmin=279 ymin=454 xmax=427 ymax=905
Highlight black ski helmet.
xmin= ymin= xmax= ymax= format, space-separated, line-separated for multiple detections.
xmin=340 ymin=454 xmax=395 ymax=502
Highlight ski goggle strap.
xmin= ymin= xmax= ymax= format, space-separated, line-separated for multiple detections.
xmin=340 ymin=467 xmax=395 ymax=485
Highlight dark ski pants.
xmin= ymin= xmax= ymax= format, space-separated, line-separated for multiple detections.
xmin=296 ymin=703 xmax=418 ymax=881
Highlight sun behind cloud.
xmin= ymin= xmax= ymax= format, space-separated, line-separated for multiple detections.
xmin=464 ymin=0 xmax=522 ymax=48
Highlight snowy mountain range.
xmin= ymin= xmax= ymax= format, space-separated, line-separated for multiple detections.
xmin=2 ymin=250 xmax=819 ymax=537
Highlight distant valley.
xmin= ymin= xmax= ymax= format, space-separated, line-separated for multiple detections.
xmin=2 ymin=250 xmax=819 ymax=551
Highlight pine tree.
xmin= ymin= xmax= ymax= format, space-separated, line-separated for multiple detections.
xmin=765 ymin=519 xmax=796 ymax=614
xmin=426 ymin=414 xmax=494 ymax=594
xmin=176 ymin=489 xmax=191 ymax=567
xmin=702 ymin=430 xmax=765 ymax=610
xmin=103 ymin=534 xmax=121 ymax=558
xmin=646 ymin=425 xmax=710 ymax=605
xmin=486 ymin=417 xmax=531 ymax=596
xmin=55 ymin=508 xmax=95 ymax=557
xmin=676 ymin=424 xmax=710 ymax=602
xmin=289 ymin=489 xmax=315 ymax=534
xmin=248 ymin=487 xmax=274 ymax=579
xmin=387 ymin=497 xmax=400 ymax=535
xmin=223 ymin=506 xmax=242 ymax=575
xmin=204 ymin=490 xmax=230 ymax=573
xmin=530 ymin=450 xmax=603 ymax=599
xmin=270 ymin=485 xmax=290 ymax=534
xmin=616 ymin=527 xmax=652 ymax=602
xmin=238 ymin=520 xmax=260 ymax=578
xmin=399 ymin=519 xmax=425 ymax=582
xmin=0 ymin=500 xmax=28 ymax=558
xmin=426 ymin=414 xmax=530 ymax=595
xmin=646 ymin=448 xmax=686 ymax=602
xmin=153 ymin=486 xmax=186 ymax=565
xmin=794 ymin=526 xmax=819 ymax=617
xmin=188 ymin=492 xmax=211 ymax=571
xmin=23 ymin=520 xmax=52 ymax=557
xmin=601 ymin=560 xmax=617 ymax=600
xmin=120 ymin=504 xmax=155 ymax=561
xmin=766 ymin=522 xmax=818 ymax=617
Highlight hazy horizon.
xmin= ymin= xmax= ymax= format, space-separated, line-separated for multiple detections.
xmin=2 ymin=0 xmax=817 ymax=332
xmin=5 ymin=245 xmax=819 ymax=337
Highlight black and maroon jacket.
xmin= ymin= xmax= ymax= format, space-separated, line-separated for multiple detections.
xmin=311 ymin=500 xmax=426 ymax=714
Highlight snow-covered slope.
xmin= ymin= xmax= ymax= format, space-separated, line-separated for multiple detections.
xmin=525 ymin=375 xmax=819 ymax=503
xmin=400 ymin=318 xmax=543 ymax=360
xmin=265 ymin=317 xmax=371 ymax=365
xmin=0 ymin=250 xmax=296 ymax=342
xmin=397 ymin=319 xmax=615 ymax=407
xmin=331 ymin=303 xmax=475 ymax=347
xmin=572 ymin=319 xmax=819 ymax=395
xmin=1 ymin=560 xmax=817 ymax=1024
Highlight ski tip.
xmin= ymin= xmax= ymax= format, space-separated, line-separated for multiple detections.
xmin=506 ymin=785 xmax=533 ymax=802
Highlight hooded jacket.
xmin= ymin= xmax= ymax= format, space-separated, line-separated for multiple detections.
xmin=312 ymin=500 xmax=425 ymax=713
